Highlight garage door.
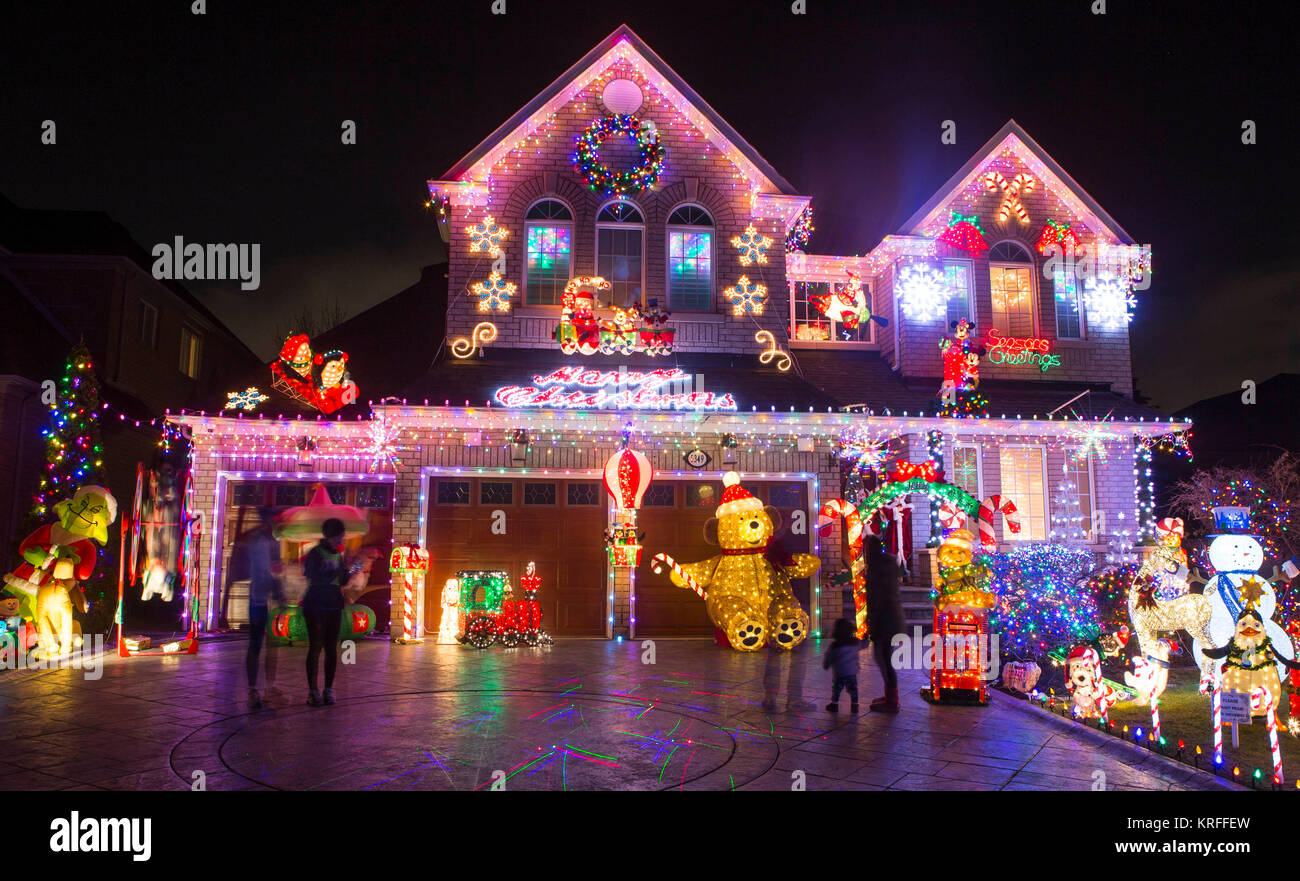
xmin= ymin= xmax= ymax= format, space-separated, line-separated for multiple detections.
xmin=634 ymin=480 xmax=813 ymax=637
xmin=424 ymin=477 xmax=607 ymax=637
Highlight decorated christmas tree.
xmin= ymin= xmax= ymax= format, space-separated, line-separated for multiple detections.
xmin=28 ymin=339 xmax=107 ymax=525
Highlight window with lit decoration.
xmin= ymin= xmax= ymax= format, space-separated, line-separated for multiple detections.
xmin=988 ymin=241 xmax=1036 ymax=337
xmin=790 ymin=281 xmax=872 ymax=343
xmin=1052 ymin=262 xmax=1084 ymax=339
xmin=950 ymin=444 xmax=981 ymax=498
xmin=642 ymin=483 xmax=675 ymax=506
xmin=524 ymin=199 xmax=573 ymax=305
xmin=566 ymin=482 xmax=601 ymax=505
xmin=943 ymin=262 xmax=974 ymax=328
xmin=356 ymin=485 xmax=390 ymax=508
xmin=596 ymin=200 xmax=644 ymax=308
xmin=436 ymin=481 xmax=470 ymax=505
xmin=480 ymin=481 xmax=513 ymax=505
xmin=666 ymin=204 xmax=713 ymax=311
xmin=1057 ymin=451 xmax=1096 ymax=541
xmin=523 ymin=482 xmax=557 ymax=505
xmin=998 ymin=445 xmax=1047 ymax=541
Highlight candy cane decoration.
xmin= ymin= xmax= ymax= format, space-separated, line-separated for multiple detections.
xmin=978 ymin=495 xmax=1021 ymax=551
xmin=817 ymin=500 xmax=874 ymax=637
xmin=1261 ymin=687 xmax=1284 ymax=785
xmin=650 ymin=553 xmax=707 ymax=600
xmin=1212 ymin=682 xmax=1223 ymax=766
xmin=1150 ymin=694 xmax=1161 ymax=744
xmin=982 ymin=171 xmax=1036 ymax=223
xmin=937 ymin=501 xmax=970 ymax=533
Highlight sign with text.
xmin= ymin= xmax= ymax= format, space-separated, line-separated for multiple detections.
xmin=494 ymin=366 xmax=738 ymax=411
xmin=984 ymin=328 xmax=1061 ymax=372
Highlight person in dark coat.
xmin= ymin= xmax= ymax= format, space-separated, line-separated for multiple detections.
xmin=300 ymin=518 xmax=357 ymax=706
xmin=864 ymin=536 xmax=904 ymax=712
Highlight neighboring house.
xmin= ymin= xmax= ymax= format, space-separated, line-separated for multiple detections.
xmin=174 ymin=25 xmax=1187 ymax=640
xmin=1173 ymin=374 xmax=1299 ymax=468
xmin=0 ymin=193 xmax=263 ymax=565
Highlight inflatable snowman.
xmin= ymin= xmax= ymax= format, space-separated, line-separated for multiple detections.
xmin=1198 ymin=506 xmax=1294 ymax=681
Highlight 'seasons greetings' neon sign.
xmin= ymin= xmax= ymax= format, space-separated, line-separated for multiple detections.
xmin=495 ymin=366 xmax=738 ymax=411
xmin=984 ymin=328 xmax=1060 ymax=372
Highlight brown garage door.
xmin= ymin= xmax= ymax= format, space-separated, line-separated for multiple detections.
xmin=634 ymin=480 xmax=813 ymax=637
xmin=424 ymin=477 xmax=607 ymax=637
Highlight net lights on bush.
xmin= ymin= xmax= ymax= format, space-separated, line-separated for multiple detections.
xmin=897 ymin=263 xmax=950 ymax=321
xmin=731 ymin=223 xmax=772 ymax=266
xmin=989 ymin=544 xmax=1100 ymax=657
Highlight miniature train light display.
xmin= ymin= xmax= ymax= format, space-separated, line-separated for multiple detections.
xmin=553 ymin=276 xmax=674 ymax=356
xmin=451 ymin=565 xmax=551 ymax=649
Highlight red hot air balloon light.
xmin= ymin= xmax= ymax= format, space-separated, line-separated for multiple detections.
xmin=603 ymin=447 xmax=653 ymax=568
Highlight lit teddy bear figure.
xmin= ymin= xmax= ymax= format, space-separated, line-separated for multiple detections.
xmin=661 ymin=472 xmax=819 ymax=651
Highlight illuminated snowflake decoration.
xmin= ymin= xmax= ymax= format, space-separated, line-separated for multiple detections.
xmin=726 ymin=276 xmax=768 ymax=316
xmin=1064 ymin=416 xmax=1122 ymax=465
xmin=465 ymin=214 xmax=508 ymax=258
xmin=1082 ymin=273 xmax=1137 ymax=330
xmin=472 ymin=271 xmax=517 ymax=313
xmin=363 ymin=417 xmax=402 ymax=472
xmin=897 ymin=263 xmax=949 ymax=321
xmin=730 ymin=223 xmax=772 ymax=266
xmin=836 ymin=429 xmax=895 ymax=475
xmin=225 ymin=387 xmax=268 ymax=412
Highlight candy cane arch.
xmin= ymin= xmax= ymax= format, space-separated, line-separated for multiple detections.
xmin=817 ymin=499 xmax=878 ymax=637
xmin=982 ymin=171 xmax=1036 ymax=223
xmin=978 ymin=495 xmax=1021 ymax=552
xmin=650 ymin=553 xmax=707 ymax=599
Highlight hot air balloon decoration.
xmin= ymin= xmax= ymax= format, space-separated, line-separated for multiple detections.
xmin=602 ymin=446 xmax=653 ymax=567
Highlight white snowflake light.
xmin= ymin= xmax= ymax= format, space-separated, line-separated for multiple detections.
xmin=897 ymin=263 xmax=949 ymax=321
xmin=465 ymin=215 xmax=508 ymax=258
xmin=1082 ymin=273 xmax=1136 ymax=330
xmin=225 ymin=387 xmax=268 ymax=412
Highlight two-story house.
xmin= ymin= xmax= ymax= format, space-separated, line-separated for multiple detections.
xmin=174 ymin=25 xmax=1187 ymax=641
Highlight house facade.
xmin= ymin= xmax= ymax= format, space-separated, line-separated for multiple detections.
xmin=175 ymin=25 xmax=1185 ymax=641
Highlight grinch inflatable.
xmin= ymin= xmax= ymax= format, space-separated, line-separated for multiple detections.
xmin=652 ymin=472 xmax=819 ymax=651
xmin=3 ymin=486 xmax=117 ymax=659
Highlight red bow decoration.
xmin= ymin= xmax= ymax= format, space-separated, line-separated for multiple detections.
xmin=888 ymin=460 xmax=944 ymax=484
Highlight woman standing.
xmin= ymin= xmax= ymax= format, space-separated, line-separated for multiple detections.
xmin=301 ymin=518 xmax=357 ymax=706
xmin=865 ymin=536 xmax=904 ymax=713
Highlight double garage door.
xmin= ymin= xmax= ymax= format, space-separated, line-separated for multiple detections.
xmin=424 ymin=476 xmax=812 ymax=638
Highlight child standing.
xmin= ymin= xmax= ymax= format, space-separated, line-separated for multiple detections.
xmin=823 ymin=618 xmax=864 ymax=713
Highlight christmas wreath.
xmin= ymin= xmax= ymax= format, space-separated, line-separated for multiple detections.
xmin=573 ymin=114 xmax=665 ymax=195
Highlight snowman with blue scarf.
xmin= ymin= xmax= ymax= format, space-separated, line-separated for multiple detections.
xmin=1198 ymin=506 xmax=1295 ymax=682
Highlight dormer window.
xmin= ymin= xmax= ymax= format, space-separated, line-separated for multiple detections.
xmin=524 ymin=199 xmax=573 ymax=305
xmin=666 ymin=204 xmax=713 ymax=312
xmin=988 ymin=240 xmax=1036 ymax=337
xmin=596 ymin=200 xmax=644 ymax=308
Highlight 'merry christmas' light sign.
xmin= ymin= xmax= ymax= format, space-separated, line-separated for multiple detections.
xmin=494 ymin=366 xmax=738 ymax=411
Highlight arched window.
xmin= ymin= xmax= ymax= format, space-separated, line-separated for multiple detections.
xmin=596 ymin=200 xmax=644 ymax=307
xmin=987 ymin=240 xmax=1036 ymax=337
xmin=523 ymin=199 xmax=573 ymax=305
xmin=666 ymin=204 xmax=714 ymax=312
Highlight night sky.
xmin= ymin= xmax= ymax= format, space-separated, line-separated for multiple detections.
xmin=2 ymin=0 xmax=1294 ymax=412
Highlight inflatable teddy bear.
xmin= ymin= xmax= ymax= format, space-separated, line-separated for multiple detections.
xmin=655 ymin=472 xmax=819 ymax=651
xmin=3 ymin=485 xmax=117 ymax=659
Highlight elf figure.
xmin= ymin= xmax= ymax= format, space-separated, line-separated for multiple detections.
xmin=314 ymin=350 xmax=354 ymax=414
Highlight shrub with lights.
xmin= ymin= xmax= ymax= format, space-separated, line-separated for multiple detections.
xmin=990 ymin=544 xmax=1101 ymax=661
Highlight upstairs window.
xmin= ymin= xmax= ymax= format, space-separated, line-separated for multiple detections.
xmin=138 ymin=301 xmax=158 ymax=348
xmin=790 ymin=280 xmax=872 ymax=342
xmin=179 ymin=327 xmax=202 ymax=379
xmin=596 ymin=200 xmax=644 ymax=308
xmin=524 ymin=199 xmax=573 ymax=306
xmin=666 ymin=204 xmax=713 ymax=311
xmin=988 ymin=241 xmax=1036 ymax=337
xmin=1053 ymin=263 xmax=1084 ymax=339
xmin=943 ymin=262 xmax=974 ymax=329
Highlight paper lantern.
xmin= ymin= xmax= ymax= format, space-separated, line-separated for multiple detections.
xmin=603 ymin=447 xmax=653 ymax=512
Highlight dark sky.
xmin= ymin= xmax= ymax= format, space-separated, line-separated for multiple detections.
xmin=2 ymin=0 xmax=1295 ymax=411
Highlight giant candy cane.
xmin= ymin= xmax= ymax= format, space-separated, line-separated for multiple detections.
xmin=817 ymin=499 xmax=877 ymax=637
xmin=978 ymin=495 xmax=1021 ymax=551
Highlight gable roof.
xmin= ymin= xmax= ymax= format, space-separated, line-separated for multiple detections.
xmin=900 ymin=119 xmax=1135 ymax=245
xmin=434 ymin=24 xmax=800 ymax=197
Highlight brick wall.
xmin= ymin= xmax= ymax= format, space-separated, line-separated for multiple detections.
xmin=445 ymin=58 xmax=791 ymax=356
